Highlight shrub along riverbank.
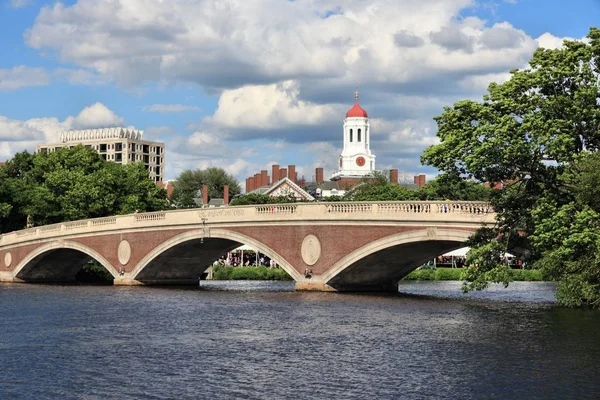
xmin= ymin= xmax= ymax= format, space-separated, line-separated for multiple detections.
xmin=404 ymin=268 xmax=543 ymax=281
xmin=212 ymin=265 xmax=293 ymax=281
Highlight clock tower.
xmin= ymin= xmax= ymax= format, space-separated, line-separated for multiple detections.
xmin=331 ymin=89 xmax=376 ymax=181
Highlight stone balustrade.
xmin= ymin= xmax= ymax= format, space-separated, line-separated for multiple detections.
xmin=0 ymin=201 xmax=496 ymax=248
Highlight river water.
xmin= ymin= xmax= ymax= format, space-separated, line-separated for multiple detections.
xmin=1 ymin=281 xmax=599 ymax=399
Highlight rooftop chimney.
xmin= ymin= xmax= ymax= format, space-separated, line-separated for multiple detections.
xmin=202 ymin=184 xmax=208 ymax=205
xmin=254 ymin=173 xmax=261 ymax=188
xmin=288 ymin=165 xmax=296 ymax=183
xmin=315 ymin=167 xmax=324 ymax=184
xmin=261 ymin=170 xmax=268 ymax=187
xmin=271 ymin=164 xmax=280 ymax=184
xmin=389 ymin=169 xmax=399 ymax=185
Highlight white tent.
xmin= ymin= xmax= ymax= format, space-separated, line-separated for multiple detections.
xmin=442 ymin=247 xmax=515 ymax=259
xmin=443 ymin=247 xmax=470 ymax=257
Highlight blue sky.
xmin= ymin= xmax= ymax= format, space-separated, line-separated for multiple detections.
xmin=0 ymin=0 xmax=598 ymax=185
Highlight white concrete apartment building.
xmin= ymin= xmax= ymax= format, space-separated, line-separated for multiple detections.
xmin=36 ymin=128 xmax=165 ymax=183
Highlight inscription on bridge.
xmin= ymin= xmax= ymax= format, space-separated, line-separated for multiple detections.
xmin=198 ymin=208 xmax=246 ymax=219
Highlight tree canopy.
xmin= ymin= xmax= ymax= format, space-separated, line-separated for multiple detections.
xmin=421 ymin=27 xmax=600 ymax=307
xmin=171 ymin=167 xmax=241 ymax=208
xmin=229 ymin=193 xmax=300 ymax=206
xmin=0 ymin=147 xmax=168 ymax=233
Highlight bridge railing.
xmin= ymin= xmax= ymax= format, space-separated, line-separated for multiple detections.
xmin=0 ymin=201 xmax=496 ymax=247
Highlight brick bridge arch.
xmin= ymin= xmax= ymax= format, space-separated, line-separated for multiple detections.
xmin=317 ymin=228 xmax=472 ymax=291
xmin=128 ymin=229 xmax=302 ymax=285
xmin=12 ymin=240 xmax=120 ymax=282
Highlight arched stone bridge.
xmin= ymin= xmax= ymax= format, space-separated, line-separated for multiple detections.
xmin=0 ymin=201 xmax=495 ymax=291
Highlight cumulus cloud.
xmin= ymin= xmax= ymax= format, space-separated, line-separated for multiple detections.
xmin=535 ymin=32 xmax=583 ymax=50
xmin=208 ymin=81 xmax=338 ymax=130
xmin=430 ymin=26 xmax=474 ymax=52
xmin=480 ymin=23 xmax=527 ymax=49
xmin=0 ymin=66 xmax=50 ymax=91
xmin=67 ymin=102 xmax=124 ymax=129
xmin=393 ymin=30 xmax=425 ymax=48
xmin=24 ymin=0 xmax=534 ymax=94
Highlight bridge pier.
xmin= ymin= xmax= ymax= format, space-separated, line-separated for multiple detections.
xmin=294 ymin=276 xmax=398 ymax=292
xmin=295 ymin=279 xmax=337 ymax=292
xmin=0 ymin=272 xmax=24 ymax=284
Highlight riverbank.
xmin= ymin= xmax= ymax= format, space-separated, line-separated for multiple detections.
xmin=405 ymin=268 xmax=543 ymax=281
xmin=211 ymin=265 xmax=293 ymax=281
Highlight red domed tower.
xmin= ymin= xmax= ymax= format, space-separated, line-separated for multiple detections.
xmin=332 ymin=89 xmax=376 ymax=181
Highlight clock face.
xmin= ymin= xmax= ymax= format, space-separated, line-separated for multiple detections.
xmin=356 ymin=156 xmax=366 ymax=167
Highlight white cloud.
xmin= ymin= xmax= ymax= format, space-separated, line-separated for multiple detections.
xmin=188 ymin=131 xmax=220 ymax=146
xmin=143 ymin=104 xmax=200 ymax=113
xmin=536 ymin=32 xmax=579 ymax=50
xmin=208 ymin=81 xmax=338 ymax=131
xmin=68 ymin=102 xmax=124 ymax=129
xmin=0 ymin=66 xmax=50 ymax=91
xmin=24 ymin=0 xmax=535 ymax=94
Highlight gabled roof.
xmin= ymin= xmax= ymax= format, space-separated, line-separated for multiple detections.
xmin=264 ymin=177 xmax=315 ymax=201
xmin=318 ymin=181 xmax=339 ymax=190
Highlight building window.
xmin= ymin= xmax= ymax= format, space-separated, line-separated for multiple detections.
xmin=349 ymin=129 xmax=353 ymax=142
xmin=358 ymin=129 xmax=361 ymax=142
xmin=99 ymin=144 xmax=107 ymax=152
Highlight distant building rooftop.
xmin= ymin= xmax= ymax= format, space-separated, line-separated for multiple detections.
xmin=60 ymin=127 xmax=144 ymax=143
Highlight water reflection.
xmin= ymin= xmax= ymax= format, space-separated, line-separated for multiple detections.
xmin=0 ymin=282 xmax=598 ymax=400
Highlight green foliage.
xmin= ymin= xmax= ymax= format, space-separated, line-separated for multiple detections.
xmin=229 ymin=193 xmax=299 ymax=206
xmin=0 ymin=146 xmax=168 ymax=233
xmin=171 ymin=167 xmax=241 ymax=208
xmin=420 ymin=27 xmax=600 ymax=307
xmin=416 ymin=172 xmax=491 ymax=201
xmin=404 ymin=267 xmax=542 ymax=281
xmin=344 ymin=182 xmax=417 ymax=201
xmin=75 ymin=263 xmax=114 ymax=282
xmin=212 ymin=265 xmax=292 ymax=281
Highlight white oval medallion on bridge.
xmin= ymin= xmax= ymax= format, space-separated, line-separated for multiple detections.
xmin=301 ymin=235 xmax=321 ymax=266
xmin=4 ymin=252 xmax=12 ymax=267
xmin=118 ymin=240 xmax=131 ymax=266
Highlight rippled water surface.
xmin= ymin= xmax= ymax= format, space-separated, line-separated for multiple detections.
xmin=1 ymin=281 xmax=599 ymax=399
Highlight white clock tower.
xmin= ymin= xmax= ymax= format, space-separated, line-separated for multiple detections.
xmin=331 ymin=89 xmax=376 ymax=180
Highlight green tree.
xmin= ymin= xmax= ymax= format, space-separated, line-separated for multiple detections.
xmin=530 ymin=152 xmax=600 ymax=307
xmin=340 ymin=170 xmax=416 ymax=201
xmin=416 ymin=172 xmax=491 ymax=201
xmin=344 ymin=183 xmax=417 ymax=201
xmin=229 ymin=193 xmax=299 ymax=206
xmin=0 ymin=146 xmax=168 ymax=233
xmin=421 ymin=27 xmax=600 ymax=307
xmin=171 ymin=167 xmax=241 ymax=208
